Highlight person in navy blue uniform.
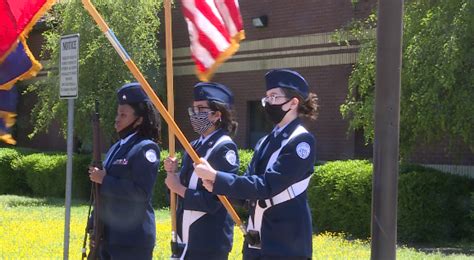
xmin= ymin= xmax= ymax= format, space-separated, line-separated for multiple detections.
xmin=195 ymin=69 xmax=319 ymax=260
xmin=88 ymin=82 xmax=161 ymax=260
xmin=164 ymin=82 xmax=240 ymax=260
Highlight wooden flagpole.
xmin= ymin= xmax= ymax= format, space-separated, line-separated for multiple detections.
xmin=163 ymin=0 xmax=179 ymax=256
xmin=81 ymin=0 xmax=246 ymax=234
xmin=371 ymin=0 xmax=403 ymax=259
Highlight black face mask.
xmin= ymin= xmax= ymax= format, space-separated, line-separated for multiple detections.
xmin=264 ymin=99 xmax=292 ymax=125
xmin=118 ymin=117 xmax=140 ymax=139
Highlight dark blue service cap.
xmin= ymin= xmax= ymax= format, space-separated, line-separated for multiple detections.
xmin=117 ymin=82 xmax=150 ymax=104
xmin=193 ymin=82 xmax=233 ymax=106
xmin=265 ymin=69 xmax=309 ymax=99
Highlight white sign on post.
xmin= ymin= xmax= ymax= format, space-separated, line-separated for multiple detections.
xmin=60 ymin=33 xmax=79 ymax=260
xmin=60 ymin=34 xmax=79 ymax=99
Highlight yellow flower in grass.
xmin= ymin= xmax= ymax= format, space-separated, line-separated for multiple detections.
xmin=1 ymin=196 xmax=470 ymax=259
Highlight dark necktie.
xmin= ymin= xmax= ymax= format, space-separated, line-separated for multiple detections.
xmin=193 ymin=140 xmax=202 ymax=150
xmin=106 ymin=143 xmax=121 ymax=168
xmin=257 ymin=131 xmax=279 ymax=166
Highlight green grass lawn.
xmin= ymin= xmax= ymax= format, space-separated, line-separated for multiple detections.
xmin=0 ymin=195 xmax=472 ymax=259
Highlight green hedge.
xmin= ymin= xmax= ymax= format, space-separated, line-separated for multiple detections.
xmin=308 ymin=160 xmax=372 ymax=239
xmin=0 ymin=147 xmax=247 ymax=208
xmin=398 ymin=168 xmax=474 ymax=242
xmin=12 ymin=153 xmax=68 ymax=197
xmin=238 ymin=149 xmax=254 ymax=176
xmin=0 ymin=149 xmax=91 ymax=200
xmin=308 ymin=160 xmax=474 ymax=243
xmin=152 ymin=150 xmax=181 ymax=208
xmin=2 ymin=147 xmax=473 ymax=243
xmin=71 ymin=154 xmax=94 ymax=200
xmin=0 ymin=148 xmax=30 ymax=195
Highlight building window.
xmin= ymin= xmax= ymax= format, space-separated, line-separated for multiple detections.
xmin=247 ymin=101 xmax=273 ymax=148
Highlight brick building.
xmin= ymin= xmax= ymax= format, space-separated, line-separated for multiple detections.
xmin=165 ymin=0 xmax=377 ymax=161
xmin=10 ymin=0 xmax=473 ymax=175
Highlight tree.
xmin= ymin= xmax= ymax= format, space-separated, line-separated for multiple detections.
xmin=27 ymin=0 xmax=163 ymax=150
xmin=335 ymin=0 xmax=474 ymax=157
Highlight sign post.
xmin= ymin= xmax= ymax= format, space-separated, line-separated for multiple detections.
xmin=60 ymin=33 xmax=79 ymax=260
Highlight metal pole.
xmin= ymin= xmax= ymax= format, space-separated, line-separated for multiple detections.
xmin=63 ymin=98 xmax=75 ymax=260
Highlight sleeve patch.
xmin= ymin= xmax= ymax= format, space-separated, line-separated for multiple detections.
xmin=296 ymin=142 xmax=311 ymax=159
xmin=145 ymin=149 xmax=157 ymax=163
xmin=225 ymin=150 xmax=237 ymax=166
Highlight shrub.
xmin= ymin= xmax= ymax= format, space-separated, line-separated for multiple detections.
xmin=152 ymin=150 xmax=182 ymax=209
xmin=12 ymin=153 xmax=67 ymax=197
xmin=471 ymin=192 xmax=474 ymax=224
xmin=308 ymin=160 xmax=373 ymax=238
xmin=238 ymin=149 xmax=254 ymax=175
xmin=236 ymin=149 xmax=253 ymax=216
xmin=398 ymin=169 xmax=474 ymax=243
xmin=308 ymin=160 xmax=474 ymax=243
xmin=4 ymin=147 xmax=473 ymax=244
xmin=0 ymin=147 xmax=91 ymax=199
xmin=0 ymin=148 xmax=30 ymax=195
xmin=72 ymin=154 xmax=93 ymax=200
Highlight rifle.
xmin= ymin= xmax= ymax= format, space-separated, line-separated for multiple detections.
xmin=82 ymin=100 xmax=104 ymax=260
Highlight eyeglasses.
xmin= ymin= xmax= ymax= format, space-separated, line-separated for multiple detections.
xmin=188 ymin=106 xmax=213 ymax=115
xmin=261 ymin=95 xmax=287 ymax=107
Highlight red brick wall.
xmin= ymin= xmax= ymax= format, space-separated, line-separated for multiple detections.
xmin=163 ymin=0 xmax=377 ymax=48
xmin=408 ymin=140 xmax=474 ymax=165
xmin=238 ymin=0 xmax=375 ymax=40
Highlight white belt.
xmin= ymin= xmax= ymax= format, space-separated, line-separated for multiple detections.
xmin=247 ymin=175 xmax=311 ymax=249
xmin=265 ymin=175 xmax=311 ymax=207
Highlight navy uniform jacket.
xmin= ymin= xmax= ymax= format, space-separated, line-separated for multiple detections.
xmin=213 ymin=119 xmax=316 ymax=258
xmin=176 ymin=129 xmax=239 ymax=254
xmin=100 ymin=133 xmax=160 ymax=248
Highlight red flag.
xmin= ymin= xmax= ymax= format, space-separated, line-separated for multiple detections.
xmin=0 ymin=0 xmax=55 ymax=144
xmin=0 ymin=86 xmax=18 ymax=145
xmin=0 ymin=37 xmax=42 ymax=90
xmin=0 ymin=0 xmax=55 ymax=62
xmin=181 ymin=0 xmax=245 ymax=82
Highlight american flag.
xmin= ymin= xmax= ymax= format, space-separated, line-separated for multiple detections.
xmin=181 ymin=0 xmax=245 ymax=82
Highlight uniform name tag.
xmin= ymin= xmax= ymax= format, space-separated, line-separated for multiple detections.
xmin=112 ymin=158 xmax=128 ymax=165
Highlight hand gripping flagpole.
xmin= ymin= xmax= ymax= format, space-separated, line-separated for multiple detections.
xmin=81 ymin=0 xmax=246 ymax=237
xmin=163 ymin=0 xmax=180 ymax=259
